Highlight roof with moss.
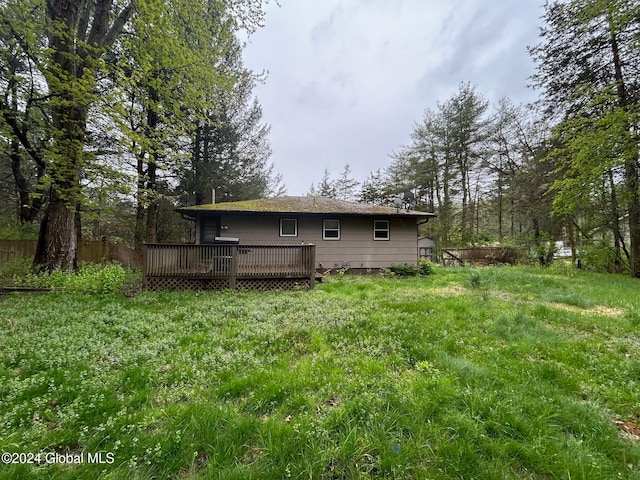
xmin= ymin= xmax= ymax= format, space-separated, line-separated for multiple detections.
xmin=176 ymin=196 xmax=436 ymax=219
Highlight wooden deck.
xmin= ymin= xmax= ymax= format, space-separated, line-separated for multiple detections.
xmin=143 ymin=244 xmax=317 ymax=290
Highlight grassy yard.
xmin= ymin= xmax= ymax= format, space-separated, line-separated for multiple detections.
xmin=1 ymin=266 xmax=639 ymax=479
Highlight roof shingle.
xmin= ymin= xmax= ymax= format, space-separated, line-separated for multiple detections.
xmin=176 ymin=196 xmax=436 ymax=218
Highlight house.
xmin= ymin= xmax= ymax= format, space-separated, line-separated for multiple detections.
xmin=175 ymin=196 xmax=436 ymax=273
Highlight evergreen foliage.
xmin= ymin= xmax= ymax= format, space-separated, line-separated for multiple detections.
xmin=0 ymin=0 xmax=277 ymax=257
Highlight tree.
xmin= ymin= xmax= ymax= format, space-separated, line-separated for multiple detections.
xmin=358 ymin=169 xmax=392 ymax=206
xmin=484 ymin=99 xmax=554 ymax=244
xmin=0 ymin=1 xmax=51 ymax=224
xmin=106 ymin=0 xmax=273 ymax=247
xmin=334 ymin=164 xmax=359 ymax=201
xmin=108 ymin=0 xmax=240 ymax=247
xmin=309 ymin=168 xmax=337 ymax=198
xmin=530 ymin=0 xmax=640 ymax=276
xmin=390 ymin=84 xmax=491 ymax=246
xmin=0 ymin=0 xmax=134 ymax=271
xmin=1 ymin=0 xmax=270 ymax=265
xmin=445 ymin=83 xmax=490 ymax=242
xmin=181 ymin=72 xmax=280 ymax=208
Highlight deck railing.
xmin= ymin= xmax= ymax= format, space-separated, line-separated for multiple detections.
xmin=143 ymin=243 xmax=316 ymax=289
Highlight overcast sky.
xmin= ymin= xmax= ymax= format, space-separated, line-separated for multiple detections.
xmin=242 ymin=0 xmax=545 ymax=196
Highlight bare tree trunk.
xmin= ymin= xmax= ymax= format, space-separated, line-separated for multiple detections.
xmin=625 ymin=160 xmax=640 ymax=277
xmin=134 ymin=152 xmax=147 ymax=251
xmin=145 ymin=161 xmax=158 ymax=243
xmin=33 ymin=190 xmax=78 ymax=271
xmin=567 ymin=217 xmax=577 ymax=263
xmin=33 ymin=100 xmax=86 ymax=272
xmin=610 ymin=25 xmax=640 ymax=277
xmin=7 ymin=76 xmax=46 ymax=224
xmin=33 ymin=0 xmax=133 ymax=271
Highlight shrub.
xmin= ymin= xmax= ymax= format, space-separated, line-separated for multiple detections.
xmin=468 ymin=271 xmax=482 ymax=289
xmin=378 ymin=267 xmax=395 ymax=277
xmin=11 ymin=262 xmax=142 ymax=294
xmin=418 ymin=258 xmax=435 ymax=276
xmin=533 ymin=242 xmax=556 ymax=266
xmin=578 ymin=242 xmax=621 ymax=273
xmin=0 ymin=257 xmax=33 ymax=287
xmin=0 ymin=217 xmax=39 ymax=239
xmin=389 ymin=263 xmax=419 ymax=277
xmin=388 ymin=261 xmax=436 ymax=277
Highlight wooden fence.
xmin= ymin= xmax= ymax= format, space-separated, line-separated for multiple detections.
xmin=143 ymin=243 xmax=317 ymax=290
xmin=0 ymin=239 xmax=141 ymax=268
xmin=442 ymin=246 xmax=528 ymax=266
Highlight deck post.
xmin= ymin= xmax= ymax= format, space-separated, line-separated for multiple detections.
xmin=308 ymin=244 xmax=316 ymax=289
xmin=229 ymin=245 xmax=238 ymax=289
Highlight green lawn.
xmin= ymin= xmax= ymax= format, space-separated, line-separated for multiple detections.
xmin=1 ymin=266 xmax=639 ymax=479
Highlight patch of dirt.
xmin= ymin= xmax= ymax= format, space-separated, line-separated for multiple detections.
xmin=615 ymin=419 xmax=640 ymax=441
xmin=430 ymin=285 xmax=466 ymax=297
xmin=317 ymin=396 xmax=341 ymax=414
xmin=590 ymin=305 xmax=625 ymax=317
xmin=549 ymin=303 xmax=623 ymax=317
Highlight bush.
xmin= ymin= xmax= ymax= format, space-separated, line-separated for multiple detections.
xmin=389 ymin=263 xmax=419 ymax=277
xmin=388 ymin=260 xmax=435 ymax=277
xmin=0 ymin=257 xmax=32 ymax=285
xmin=418 ymin=259 xmax=435 ymax=276
xmin=578 ymin=242 xmax=621 ymax=273
xmin=0 ymin=217 xmax=40 ymax=239
xmin=8 ymin=262 xmax=142 ymax=294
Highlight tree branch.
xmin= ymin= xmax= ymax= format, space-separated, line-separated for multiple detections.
xmin=100 ymin=2 xmax=135 ymax=50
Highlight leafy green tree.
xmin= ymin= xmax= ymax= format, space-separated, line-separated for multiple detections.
xmin=0 ymin=2 xmax=49 ymax=224
xmin=445 ymin=83 xmax=491 ymax=242
xmin=530 ymin=0 xmax=640 ymax=276
xmin=110 ymin=0 xmax=273 ymax=247
xmin=0 ymin=0 xmax=134 ymax=270
xmin=108 ymin=0 xmax=241 ymax=247
xmin=1 ymin=0 xmax=270 ymax=265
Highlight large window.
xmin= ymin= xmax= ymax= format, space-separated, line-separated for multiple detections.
xmin=373 ymin=220 xmax=390 ymax=240
xmin=323 ymin=219 xmax=340 ymax=240
xmin=280 ymin=218 xmax=298 ymax=237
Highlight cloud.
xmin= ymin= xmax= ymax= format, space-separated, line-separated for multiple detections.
xmin=242 ymin=0 xmax=544 ymax=195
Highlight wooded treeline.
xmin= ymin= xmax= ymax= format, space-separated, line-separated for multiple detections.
xmin=309 ymin=0 xmax=640 ymax=277
xmin=1 ymin=0 xmax=639 ymax=277
xmin=0 ymin=0 xmax=281 ymax=271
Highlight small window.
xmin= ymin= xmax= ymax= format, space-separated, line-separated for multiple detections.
xmin=374 ymin=220 xmax=389 ymax=240
xmin=280 ymin=218 xmax=298 ymax=237
xmin=323 ymin=219 xmax=340 ymax=240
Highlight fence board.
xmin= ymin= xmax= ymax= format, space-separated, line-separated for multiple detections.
xmin=442 ymin=246 xmax=528 ymax=266
xmin=0 ymin=239 xmax=142 ymax=268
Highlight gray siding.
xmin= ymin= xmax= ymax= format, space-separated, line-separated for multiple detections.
xmin=196 ymin=214 xmax=418 ymax=269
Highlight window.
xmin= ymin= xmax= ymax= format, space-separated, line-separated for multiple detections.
xmin=280 ymin=218 xmax=298 ymax=237
xmin=323 ymin=219 xmax=340 ymax=240
xmin=373 ymin=220 xmax=389 ymax=240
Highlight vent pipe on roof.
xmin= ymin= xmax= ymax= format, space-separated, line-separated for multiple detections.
xmin=204 ymin=188 xmax=215 ymax=204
